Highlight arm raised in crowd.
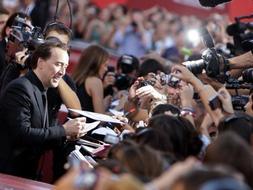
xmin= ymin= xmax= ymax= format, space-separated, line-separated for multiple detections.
xmin=229 ymin=51 xmax=253 ymax=70
xmin=171 ymin=65 xmax=224 ymax=126
xmin=179 ymin=83 xmax=195 ymax=126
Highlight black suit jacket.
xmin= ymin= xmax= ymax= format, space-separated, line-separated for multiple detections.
xmin=0 ymin=39 xmax=7 ymax=77
xmin=0 ymin=71 xmax=66 ymax=179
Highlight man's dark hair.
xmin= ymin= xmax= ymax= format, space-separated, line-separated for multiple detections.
xmin=151 ymin=103 xmax=180 ymax=117
xmin=43 ymin=21 xmax=72 ymax=41
xmin=218 ymin=112 xmax=253 ymax=145
xmin=30 ymin=37 xmax=68 ymax=69
xmin=0 ymin=6 xmax=9 ymax=15
xmin=117 ymin=54 xmax=139 ymax=74
xmin=138 ymin=59 xmax=165 ymax=77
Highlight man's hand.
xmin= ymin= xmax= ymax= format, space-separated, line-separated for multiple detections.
xmin=171 ymin=65 xmax=197 ymax=84
xmin=63 ymin=117 xmax=86 ymax=138
xmin=128 ymin=78 xmax=142 ymax=100
xmin=136 ymin=85 xmax=166 ymax=101
xmin=179 ymin=83 xmax=194 ymax=107
xmin=15 ymin=48 xmax=29 ymax=66
xmin=217 ymin=87 xmax=234 ymax=114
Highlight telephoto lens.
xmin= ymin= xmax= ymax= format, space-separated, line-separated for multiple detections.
xmin=242 ymin=68 xmax=253 ymax=83
xmin=185 ymin=59 xmax=205 ymax=75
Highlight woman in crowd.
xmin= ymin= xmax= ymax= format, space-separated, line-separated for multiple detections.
xmin=72 ymin=45 xmax=109 ymax=114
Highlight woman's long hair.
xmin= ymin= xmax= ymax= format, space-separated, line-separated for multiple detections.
xmin=72 ymin=45 xmax=109 ymax=85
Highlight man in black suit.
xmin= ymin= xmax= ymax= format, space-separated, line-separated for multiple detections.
xmin=0 ymin=38 xmax=86 ymax=180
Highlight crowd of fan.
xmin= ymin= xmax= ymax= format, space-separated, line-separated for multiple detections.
xmin=0 ymin=1 xmax=253 ymax=190
xmin=1 ymin=0 xmax=230 ymax=60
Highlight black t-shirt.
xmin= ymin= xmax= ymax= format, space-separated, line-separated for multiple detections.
xmin=0 ymin=39 xmax=7 ymax=77
xmin=47 ymin=74 xmax=77 ymax=125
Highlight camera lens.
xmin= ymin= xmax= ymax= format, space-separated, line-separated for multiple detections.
xmin=242 ymin=68 xmax=253 ymax=83
xmin=186 ymin=60 xmax=205 ymax=75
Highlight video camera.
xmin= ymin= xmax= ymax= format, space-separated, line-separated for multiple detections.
xmin=6 ymin=15 xmax=44 ymax=64
xmin=226 ymin=14 xmax=253 ymax=54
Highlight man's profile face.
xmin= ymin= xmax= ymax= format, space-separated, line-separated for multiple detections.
xmin=46 ymin=31 xmax=70 ymax=45
xmin=39 ymin=47 xmax=69 ymax=88
xmin=0 ymin=13 xmax=9 ymax=34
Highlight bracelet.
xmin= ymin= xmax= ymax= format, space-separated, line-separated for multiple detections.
xmin=181 ymin=106 xmax=195 ymax=113
xmin=180 ymin=110 xmax=196 ymax=118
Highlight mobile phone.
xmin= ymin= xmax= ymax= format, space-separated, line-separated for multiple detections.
xmin=209 ymin=95 xmax=222 ymax=110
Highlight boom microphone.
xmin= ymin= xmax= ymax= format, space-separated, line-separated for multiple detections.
xmin=199 ymin=0 xmax=232 ymax=7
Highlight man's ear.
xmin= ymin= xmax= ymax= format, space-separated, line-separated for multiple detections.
xmin=5 ymin=27 xmax=11 ymax=37
xmin=37 ymin=58 xmax=44 ymax=69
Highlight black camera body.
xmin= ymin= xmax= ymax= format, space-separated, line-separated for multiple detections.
xmin=160 ymin=74 xmax=180 ymax=88
xmin=6 ymin=16 xmax=44 ymax=64
xmin=209 ymin=95 xmax=222 ymax=110
xmin=137 ymin=80 xmax=155 ymax=88
xmin=11 ymin=16 xmax=44 ymax=51
xmin=185 ymin=28 xmax=252 ymax=110
xmin=231 ymin=95 xmax=249 ymax=111
xmin=185 ymin=28 xmax=230 ymax=83
xmin=226 ymin=14 xmax=253 ymax=54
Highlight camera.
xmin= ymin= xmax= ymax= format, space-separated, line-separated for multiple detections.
xmin=231 ymin=95 xmax=249 ymax=111
xmin=6 ymin=15 xmax=44 ymax=64
xmin=242 ymin=68 xmax=253 ymax=83
xmin=160 ymin=74 xmax=180 ymax=88
xmin=185 ymin=28 xmax=230 ymax=82
xmin=137 ymin=79 xmax=155 ymax=89
xmin=117 ymin=54 xmax=139 ymax=74
xmin=226 ymin=14 xmax=253 ymax=54
xmin=224 ymin=68 xmax=253 ymax=111
xmin=11 ymin=16 xmax=44 ymax=50
xmin=209 ymin=95 xmax=222 ymax=110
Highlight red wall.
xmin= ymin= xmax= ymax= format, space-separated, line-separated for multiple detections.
xmin=93 ymin=0 xmax=127 ymax=8
xmin=127 ymin=0 xmax=227 ymax=17
xmin=228 ymin=0 xmax=253 ymax=22
xmin=93 ymin=0 xmax=253 ymax=21
xmin=92 ymin=0 xmax=228 ymax=17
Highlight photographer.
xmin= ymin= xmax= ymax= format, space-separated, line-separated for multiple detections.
xmin=0 ymin=12 xmax=31 ymax=83
xmin=115 ymin=54 xmax=139 ymax=91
